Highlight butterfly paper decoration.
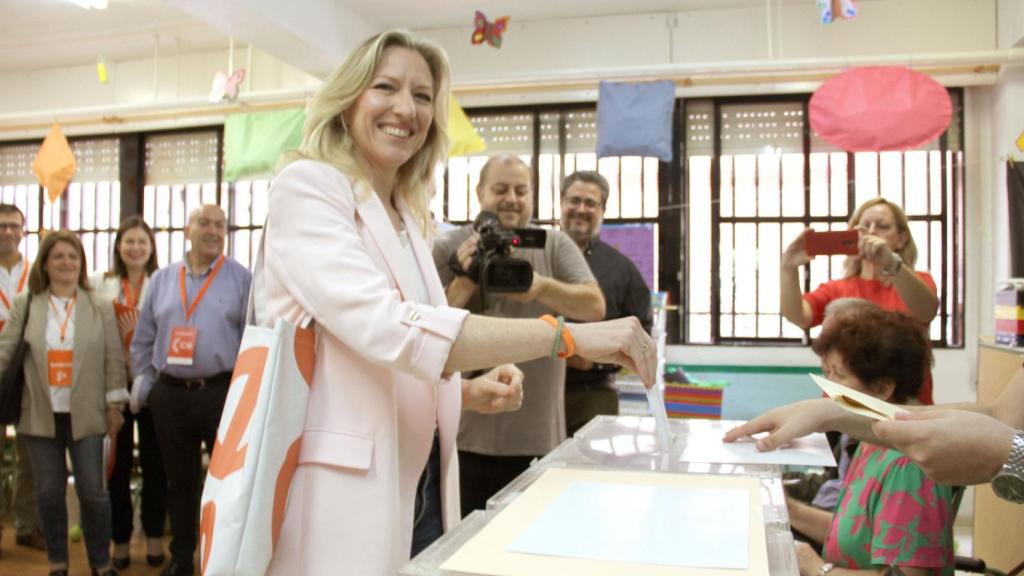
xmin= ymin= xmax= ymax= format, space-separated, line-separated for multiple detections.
xmin=471 ymin=11 xmax=509 ymax=48
xmin=817 ymin=0 xmax=856 ymax=24
xmin=209 ymin=68 xmax=246 ymax=103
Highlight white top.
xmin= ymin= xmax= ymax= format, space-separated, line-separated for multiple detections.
xmin=89 ymin=272 xmax=150 ymax=307
xmin=397 ymin=228 xmax=429 ymax=304
xmin=46 ymin=295 xmax=75 ymax=413
xmin=0 ymin=257 xmax=28 ymax=323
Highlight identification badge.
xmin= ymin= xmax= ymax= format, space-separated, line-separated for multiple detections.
xmin=48 ymin=349 xmax=74 ymax=387
xmin=168 ymin=326 xmax=198 ymax=366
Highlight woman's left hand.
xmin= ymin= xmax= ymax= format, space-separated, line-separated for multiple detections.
xmin=794 ymin=541 xmax=825 ymax=576
xmin=463 ymin=364 xmax=525 ymax=414
xmin=858 ymin=233 xmax=898 ymax=269
xmin=106 ymin=406 xmax=125 ymax=438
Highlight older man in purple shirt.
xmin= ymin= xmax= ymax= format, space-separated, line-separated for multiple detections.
xmin=131 ymin=204 xmax=250 ymax=576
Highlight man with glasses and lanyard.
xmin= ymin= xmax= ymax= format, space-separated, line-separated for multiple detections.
xmin=0 ymin=203 xmax=47 ymax=553
xmin=131 ymin=204 xmax=250 ymax=576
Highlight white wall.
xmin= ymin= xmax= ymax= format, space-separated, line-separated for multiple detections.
xmin=999 ymin=0 xmax=1024 ymax=48
xmin=0 ymin=45 xmax=319 ymax=139
xmin=416 ymin=0 xmax=997 ymax=104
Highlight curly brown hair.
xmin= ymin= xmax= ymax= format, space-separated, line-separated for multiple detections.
xmin=811 ymin=307 xmax=932 ymax=403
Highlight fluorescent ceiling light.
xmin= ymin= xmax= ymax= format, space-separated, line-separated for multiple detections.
xmin=67 ymin=0 xmax=109 ymax=9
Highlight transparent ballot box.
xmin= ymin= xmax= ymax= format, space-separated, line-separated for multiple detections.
xmin=401 ymin=416 xmax=799 ymax=576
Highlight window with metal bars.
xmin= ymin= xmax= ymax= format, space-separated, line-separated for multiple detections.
xmin=0 ymin=137 xmax=120 ymax=273
xmin=684 ymin=92 xmax=965 ymax=346
xmin=141 ymin=128 xmax=267 ymax=269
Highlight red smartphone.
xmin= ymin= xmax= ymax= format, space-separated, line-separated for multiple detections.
xmin=805 ymin=229 xmax=859 ymax=257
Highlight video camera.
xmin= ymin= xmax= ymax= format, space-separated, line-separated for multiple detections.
xmin=451 ymin=211 xmax=546 ymax=293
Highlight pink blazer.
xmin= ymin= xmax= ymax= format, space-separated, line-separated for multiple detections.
xmin=262 ymin=160 xmax=469 ymax=575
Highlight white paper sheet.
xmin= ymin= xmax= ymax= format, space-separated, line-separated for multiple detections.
xmin=645 ymin=385 xmax=674 ymax=451
xmin=679 ymin=430 xmax=837 ymax=467
xmin=507 ymin=480 xmax=750 ymax=569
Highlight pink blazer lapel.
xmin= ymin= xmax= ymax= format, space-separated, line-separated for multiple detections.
xmin=353 ymin=192 xmax=420 ymax=303
xmin=399 ymin=208 xmax=447 ymax=307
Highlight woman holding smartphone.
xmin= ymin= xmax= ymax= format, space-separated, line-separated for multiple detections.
xmin=779 ymin=197 xmax=938 ymax=403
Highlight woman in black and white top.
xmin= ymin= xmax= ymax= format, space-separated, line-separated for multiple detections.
xmin=90 ymin=216 xmax=167 ymax=569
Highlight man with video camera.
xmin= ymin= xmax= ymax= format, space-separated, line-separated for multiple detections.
xmin=433 ymin=154 xmax=605 ymax=516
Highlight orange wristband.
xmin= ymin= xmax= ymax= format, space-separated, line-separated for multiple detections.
xmin=540 ymin=314 xmax=575 ymax=359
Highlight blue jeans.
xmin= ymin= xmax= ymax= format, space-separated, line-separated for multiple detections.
xmin=410 ymin=430 xmax=442 ymax=558
xmin=23 ymin=413 xmax=112 ymax=569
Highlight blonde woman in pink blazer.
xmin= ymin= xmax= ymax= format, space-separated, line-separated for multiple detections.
xmin=261 ymin=30 xmax=656 ymax=575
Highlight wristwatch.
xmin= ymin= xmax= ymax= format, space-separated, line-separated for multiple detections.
xmin=818 ymin=562 xmax=836 ymax=576
xmin=881 ymin=252 xmax=903 ymax=276
xmin=992 ymin=429 xmax=1024 ymax=504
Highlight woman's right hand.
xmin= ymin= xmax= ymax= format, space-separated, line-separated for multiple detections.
xmin=723 ymin=398 xmax=844 ymax=451
xmin=569 ymin=317 xmax=656 ymax=389
xmin=782 ymin=228 xmax=813 ymax=270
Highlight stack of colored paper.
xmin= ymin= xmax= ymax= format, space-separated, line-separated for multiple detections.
xmin=664 ymin=381 xmax=725 ymax=419
xmin=996 ymin=287 xmax=1024 ymax=347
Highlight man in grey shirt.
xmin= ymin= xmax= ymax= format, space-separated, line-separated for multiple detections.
xmin=131 ymin=204 xmax=250 ymax=576
xmin=432 ymin=155 xmax=605 ymax=516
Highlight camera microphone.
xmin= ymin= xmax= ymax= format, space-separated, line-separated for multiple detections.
xmin=473 ymin=210 xmax=500 ymax=232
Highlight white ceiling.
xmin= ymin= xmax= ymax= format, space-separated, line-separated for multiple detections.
xmin=0 ymin=0 xmax=799 ymax=76
xmin=0 ymin=0 xmax=231 ymax=73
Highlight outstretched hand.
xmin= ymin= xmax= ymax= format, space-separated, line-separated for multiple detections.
xmin=723 ymin=399 xmax=843 ymax=451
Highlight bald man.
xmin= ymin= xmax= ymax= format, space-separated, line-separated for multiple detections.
xmin=432 ymin=155 xmax=605 ymax=516
xmin=131 ymin=205 xmax=251 ymax=576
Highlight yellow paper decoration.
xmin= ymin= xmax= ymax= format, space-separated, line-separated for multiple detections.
xmin=32 ymin=123 xmax=77 ymax=203
xmin=97 ymin=58 xmax=108 ymax=84
xmin=1016 ymin=129 xmax=1024 ymax=154
xmin=448 ymin=95 xmax=486 ymax=157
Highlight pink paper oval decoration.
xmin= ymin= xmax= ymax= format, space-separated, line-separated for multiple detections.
xmin=809 ymin=66 xmax=952 ymax=152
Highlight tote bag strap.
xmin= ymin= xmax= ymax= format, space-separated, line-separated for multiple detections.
xmin=248 ymin=218 xmax=312 ymax=329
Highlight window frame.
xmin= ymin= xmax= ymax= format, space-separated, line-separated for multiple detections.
xmin=683 ymin=91 xmax=965 ymax=348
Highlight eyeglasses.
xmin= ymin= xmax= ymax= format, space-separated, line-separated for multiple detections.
xmin=0 ymin=223 xmax=24 ymax=232
xmin=564 ymin=196 xmax=602 ymax=210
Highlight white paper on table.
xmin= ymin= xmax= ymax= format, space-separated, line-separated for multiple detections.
xmin=440 ymin=467 xmax=769 ymax=576
xmin=645 ymin=386 xmax=673 ymax=451
xmin=508 ymin=480 xmax=749 ymax=569
xmin=679 ymin=430 xmax=837 ymax=467
xmin=809 ymin=373 xmax=908 ymax=421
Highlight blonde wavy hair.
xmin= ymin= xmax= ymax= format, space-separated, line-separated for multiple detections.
xmin=843 ymin=197 xmax=919 ymax=278
xmin=282 ymin=30 xmax=450 ymax=234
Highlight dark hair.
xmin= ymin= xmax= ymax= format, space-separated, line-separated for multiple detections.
xmin=29 ymin=230 xmax=90 ymax=294
xmin=812 ymin=307 xmax=932 ymax=403
xmin=0 ymin=204 xmax=25 ymax=223
xmin=107 ymin=216 xmax=158 ymax=279
xmin=560 ymin=171 xmax=610 ymax=209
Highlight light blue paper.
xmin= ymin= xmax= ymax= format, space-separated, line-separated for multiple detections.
xmin=508 ymin=481 xmax=750 ymax=569
xmin=596 ymin=80 xmax=675 ymax=162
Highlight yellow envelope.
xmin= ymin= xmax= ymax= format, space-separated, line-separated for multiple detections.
xmin=808 ymin=373 xmax=908 ymax=421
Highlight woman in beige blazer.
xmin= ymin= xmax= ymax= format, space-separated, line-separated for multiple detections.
xmin=263 ymin=30 xmax=656 ymax=575
xmin=0 ymin=230 xmax=127 ymax=576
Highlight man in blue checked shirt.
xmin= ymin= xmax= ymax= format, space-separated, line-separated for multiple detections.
xmin=131 ymin=204 xmax=251 ymax=576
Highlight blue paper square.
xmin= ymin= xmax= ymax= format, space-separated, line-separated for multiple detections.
xmin=596 ymin=80 xmax=675 ymax=162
